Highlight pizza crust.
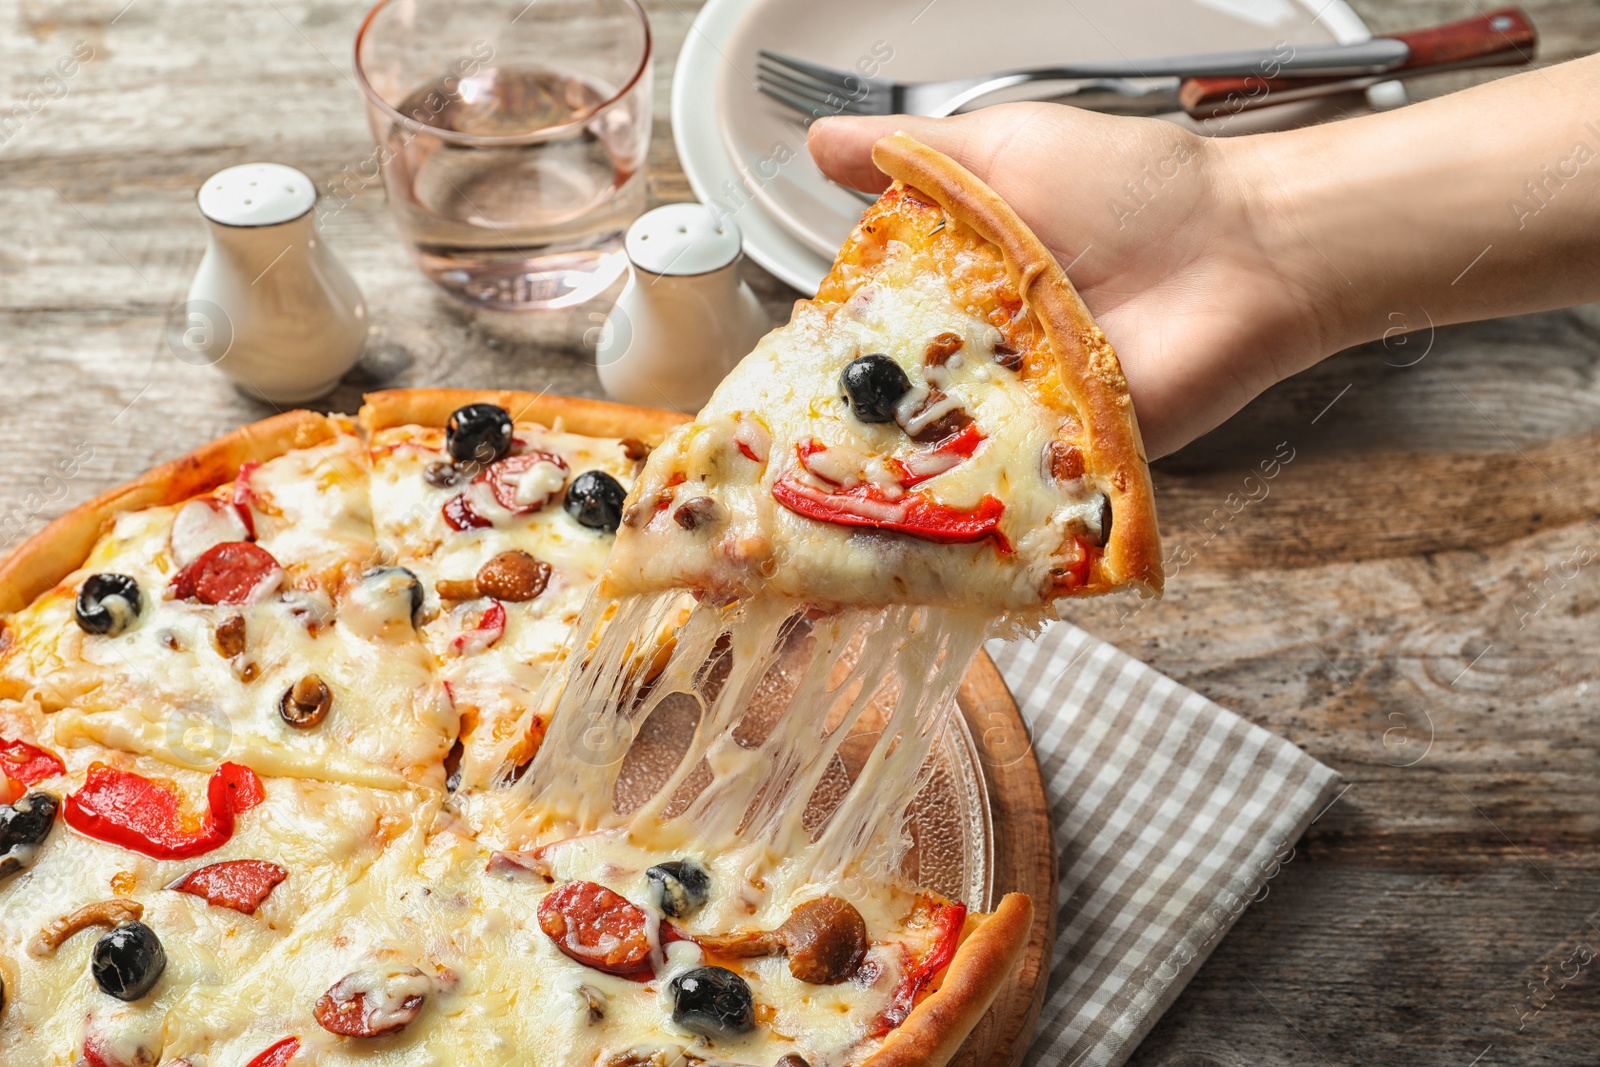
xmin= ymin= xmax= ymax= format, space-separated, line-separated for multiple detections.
xmin=863 ymin=893 xmax=1036 ymax=1067
xmin=359 ymin=388 xmax=690 ymax=442
xmin=870 ymin=134 xmax=1164 ymax=597
xmin=0 ymin=410 xmax=344 ymax=614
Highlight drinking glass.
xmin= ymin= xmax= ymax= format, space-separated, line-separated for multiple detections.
xmin=355 ymin=0 xmax=651 ymax=310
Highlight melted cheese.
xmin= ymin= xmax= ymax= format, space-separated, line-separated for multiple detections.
xmin=0 ymin=421 xmax=981 ymax=1067
xmin=366 ymin=424 xmax=641 ymax=789
xmin=164 ymin=821 xmax=924 ymax=1067
xmin=0 ymin=434 xmax=452 ymax=789
xmin=603 ymin=267 xmax=1106 ymax=610
xmin=496 ymin=589 xmax=985 ymax=955
xmin=0 ymin=740 xmax=421 ymax=1066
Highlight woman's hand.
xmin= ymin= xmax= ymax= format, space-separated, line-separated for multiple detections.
xmin=808 ymin=57 xmax=1600 ymax=457
xmin=809 ymin=105 xmax=1323 ymax=458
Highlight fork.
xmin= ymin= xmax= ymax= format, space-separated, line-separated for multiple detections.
xmin=757 ymin=7 xmax=1535 ymax=120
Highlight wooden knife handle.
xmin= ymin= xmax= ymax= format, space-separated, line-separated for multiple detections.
xmin=1179 ymin=6 xmax=1537 ymax=120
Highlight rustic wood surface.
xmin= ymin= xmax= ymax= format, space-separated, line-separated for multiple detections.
xmin=3 ymin=0 xmax=1599 ymax=1063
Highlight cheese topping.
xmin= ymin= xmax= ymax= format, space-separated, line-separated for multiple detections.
xmin=159 ymin=822 xmax=929 ymax=1067
xmin=0 ymin=434 xmax=451 ymax=789
xmin=603 ymin=265 xmax=1105 ymax=610
xmin=366 ymin=423 xmax=641 ymax=790
xmin=514 ymin=460 xmax=568 ymax=507
xmin=0 ymin=735 xmax=420 ymax=1066
xmin=0 ymin=414 xmax=987 ymax=1067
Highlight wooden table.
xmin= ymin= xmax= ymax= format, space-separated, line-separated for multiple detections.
xmin=4 ymin=0 xmax=1599 ymax=1063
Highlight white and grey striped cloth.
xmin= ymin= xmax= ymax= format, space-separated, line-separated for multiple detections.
xmin=987 ymin=622 xmax=1342 ymax=1067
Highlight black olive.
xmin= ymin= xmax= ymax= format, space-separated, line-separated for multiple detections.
xmin=840 ymin=354 xmax=911 ymax=424
xmin=1095 ymin=494 xmax=1113 ymax=548
xmin=445 ymin=403 xmax=513 ymax=464
xmin=669 ymin=966 xmax=754 ymax=1038
xmin=363 ymin=566 xmax=424 ymax=627
xmin=0 ymin=790 xmax=58 ymax=881
xmin=74 ymin=573 xmax=142 ymax=637
xmin=564 ymin=471 xmax=626 ymax=533
xmin=92 ymin=920 xmax=167 ymax=1001
xmin=647 ymin=860 xmax=710 ymax=919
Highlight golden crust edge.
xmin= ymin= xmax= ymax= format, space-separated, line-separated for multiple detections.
xmin=861 ymin=892 xmax=1036 ymax=1067
xmin=870 ymin=133 xmax=1163 ymax=598
xmin=358 ymin=388 xmax=690 ymax=442
xmin=0 ymin=409 xmax=344 ymax=615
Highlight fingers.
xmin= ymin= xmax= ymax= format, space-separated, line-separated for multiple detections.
xmin=807 ymin=106 xmax=1044 ymax=193
xmin=808 ymin=113 xmax=988 ymax=191
xmin=806 ymin=116 xmax=902 ymax=191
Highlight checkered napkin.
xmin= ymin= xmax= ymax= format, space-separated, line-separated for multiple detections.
xmin=986 ymin=622 xmax=1342 ymax=1067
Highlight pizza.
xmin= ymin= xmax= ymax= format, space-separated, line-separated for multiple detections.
xmin=0 ymin=423 xmax=452 ymax=789
xmin=0 ymin=128 xmax=1142 ymax=1067
xmin=0 ymin=388 xmax=1035 ymax=1066
xmin=601 ymin=133 xmax=1161 ymax=615
xmin=362 ymin=395 xmax=650 ymax=791
xmin=0 ymin=692 xmax=425 ymax=1065
xmin=157 ymin=821 xmax=1030 ymax=1067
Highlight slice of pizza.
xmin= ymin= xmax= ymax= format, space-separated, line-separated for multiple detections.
xmin=0 ymin=705 xmax=424 ymax=1067
xmin=0 ymin=417 xmax=452 ymax=789
xmin=361 ymin=390 xmax=684 ymax=791
xmin=602 ymin=133 xmax=1162 ymax=613
xmin=161 ymin=818 xmax=1030 ymax=1067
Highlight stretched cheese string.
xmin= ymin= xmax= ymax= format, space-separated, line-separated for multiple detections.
xmin=506 ymin=590 xmax=987 ymax=901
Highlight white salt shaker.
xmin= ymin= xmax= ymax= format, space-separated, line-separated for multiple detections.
xmin=596 ymin=204 xmax=769 ymax=413
xmin=185 ymin=163 xmax=367 ymax=404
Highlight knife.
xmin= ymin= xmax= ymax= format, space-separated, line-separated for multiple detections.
xmin=1025 ymin=8 xmax=1536 ymax=121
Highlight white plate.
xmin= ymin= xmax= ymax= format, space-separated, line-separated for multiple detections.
xmin=673 ymin=0 xmax=1401 ymax=295
xmin=673 ymin=0 xmax=835 ymax=293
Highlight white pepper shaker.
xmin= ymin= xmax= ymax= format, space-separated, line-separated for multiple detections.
xmin=595 ymin=204 xmax=769 ymax=413
xmin=185 ymin=163 xmax=367 ymax=404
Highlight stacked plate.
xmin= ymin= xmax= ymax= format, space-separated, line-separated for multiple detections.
xmin=673 ymin=0 xmax=1403 ymax=293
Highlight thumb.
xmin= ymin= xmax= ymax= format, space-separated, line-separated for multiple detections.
xmin=807 ymin=113 xmax=982 ymax=192
xmin=806 ymin=115 xmax=902 ymax=192
xmin=807 ymin=110 xmax=1025 ymax=193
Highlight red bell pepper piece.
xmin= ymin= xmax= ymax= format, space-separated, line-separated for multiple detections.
xmin=243 ymin=1037 xmax=300 ymax=1067
xmin=80 ymin=1034 xmax=125 ymax=1067
xmin=780 ymin=434 xmax=1006 ymax=548
xmin=1052 ymin=534 xmax=1095 ymax=589
xmin=894 ymin=424 xmax=984 ymax=487
xmin=1 ymin=736 xmax=65 ymax=786
xmin=63 ymin=762 xmax=265 ymax=860
xmin=873 ymin=899 xmax=968 ymax=1034
xmin=773 ymin=476 xmax=1008 ymax=549
xmin=231 ymin=461 xmax=261 ymax=539
xmin=451 ymin=600 xmax=506 ymax=654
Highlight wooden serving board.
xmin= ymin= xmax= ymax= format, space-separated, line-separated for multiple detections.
xmin=951 ymin=651 xmax=1057 ymax=1067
